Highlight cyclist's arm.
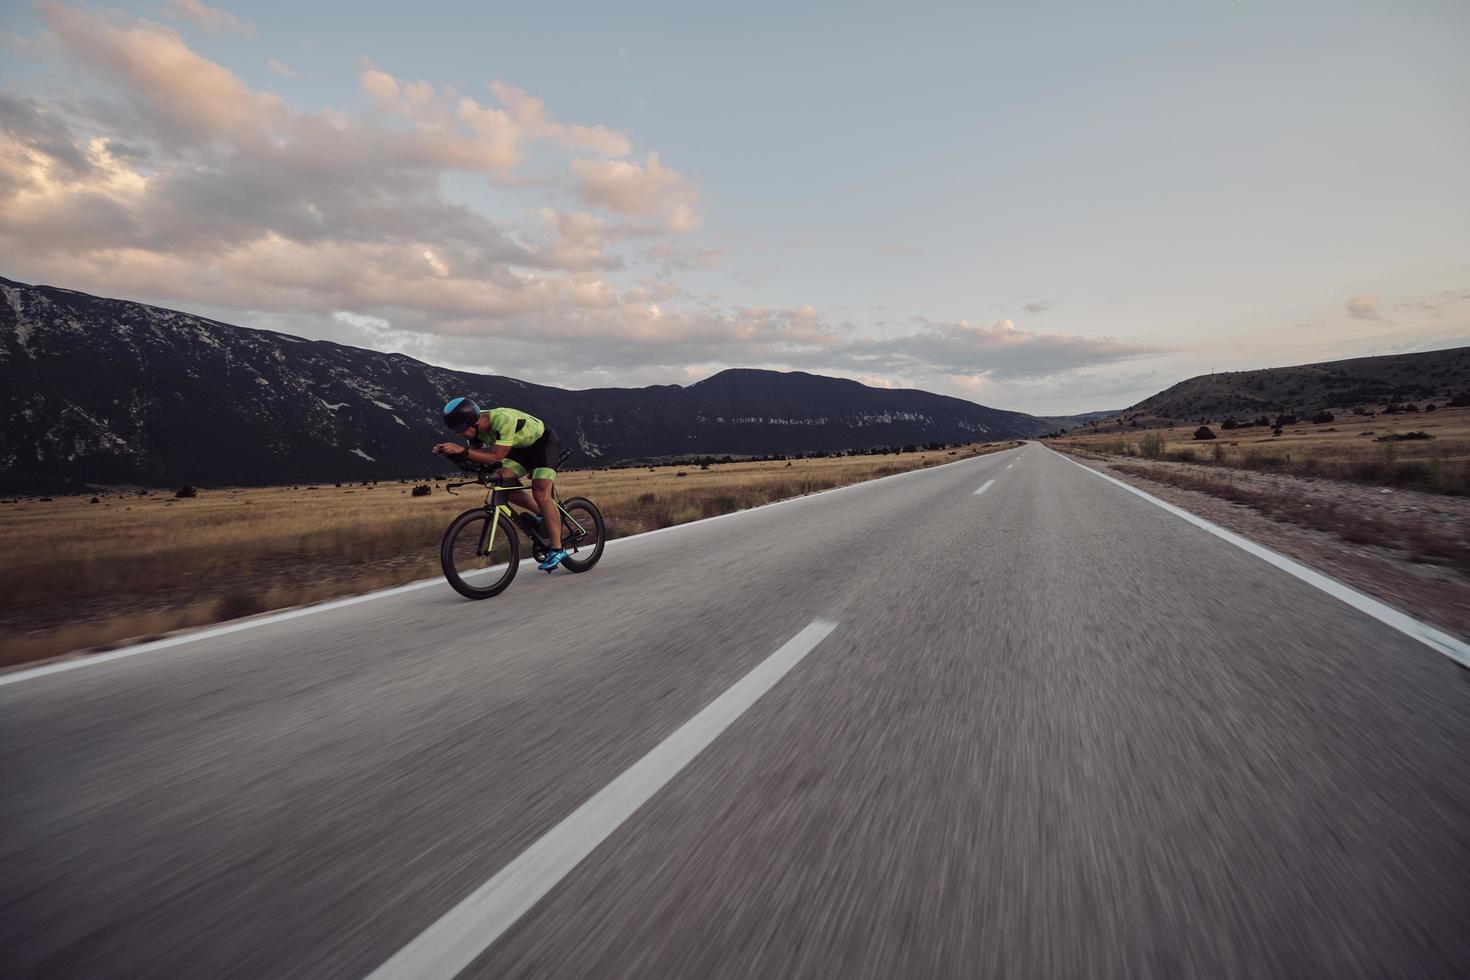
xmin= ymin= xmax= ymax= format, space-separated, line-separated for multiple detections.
xmin=463 ymin=444 xmax=509 ymax=466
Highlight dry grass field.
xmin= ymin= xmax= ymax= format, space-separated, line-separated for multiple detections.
xmin=1049 ymin=405 xmax=1470 ymax=496
xmin=0 ymin=442 xmax=1015 ymax=668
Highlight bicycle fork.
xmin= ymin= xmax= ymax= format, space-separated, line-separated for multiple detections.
xmin=476 ymin=490 xmax=514 ymax=557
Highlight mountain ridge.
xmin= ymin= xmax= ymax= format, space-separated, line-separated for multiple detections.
xmin=1123 ymin=347 xmax=1470 ymax=421
xmin=0 ymin=276 xmax=1050 ymax=492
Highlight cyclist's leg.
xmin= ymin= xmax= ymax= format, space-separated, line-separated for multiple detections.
xmin=529 ymin=429 xmax=562 ymax=549
xmin=497 ymin=457 xmax=538 ymax=514
xmin=532 ymin=478 xmax=560 ymax=548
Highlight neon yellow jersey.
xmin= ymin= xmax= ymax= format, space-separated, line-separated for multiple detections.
xmin=476 ymin=407 xmax=545 ymax=448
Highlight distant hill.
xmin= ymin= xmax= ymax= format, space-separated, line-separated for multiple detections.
xmin=1040 ymin=409 xmax=1123 ymax=430
xmin=1126 ymin=347 xmax=1470 ymax=421
xmin=0 ymin=276 xmax=1049 ymax=492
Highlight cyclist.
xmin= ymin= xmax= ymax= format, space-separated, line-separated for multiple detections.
xmin=433 ymin=398 xmax=568 ymax=571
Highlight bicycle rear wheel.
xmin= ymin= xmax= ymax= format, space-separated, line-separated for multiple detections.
xmin=441 ymin=509 xmax=520 ymax=598
xmin=557 ymin=497 xmax=605 ymax=572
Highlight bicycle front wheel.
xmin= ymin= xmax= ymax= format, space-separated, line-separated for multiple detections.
xmin=441 ymin=509 xmax=521 ymax=599
xmin=557 ymin=497 xmax=605 ymax=572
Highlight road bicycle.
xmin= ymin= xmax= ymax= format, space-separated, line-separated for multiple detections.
xmin=440 ymin=449 xmax=606 ymax=599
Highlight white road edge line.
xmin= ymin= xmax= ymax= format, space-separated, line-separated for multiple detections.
xmin=974 ymin=479 xmax=996 ymax=495
xmin=1050 ymin=447 xmax=1470 ymax=668
xmin=363 ymin=618 xmax=840 ymax=980
xmin=0 ymin=448 xmax=1017 ymax=688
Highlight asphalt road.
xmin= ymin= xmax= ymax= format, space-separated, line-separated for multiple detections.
xmin=3 ymin=444 xmax=1468 ymax=979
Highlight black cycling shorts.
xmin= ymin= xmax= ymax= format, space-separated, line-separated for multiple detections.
xmin=501 ymin=428 xmax=561 ymax=481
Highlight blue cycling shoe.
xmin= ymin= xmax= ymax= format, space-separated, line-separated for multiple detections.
xmin=537 ymin=548 xmax=568 ymax=572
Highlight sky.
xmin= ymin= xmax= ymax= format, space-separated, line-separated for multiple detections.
xmin=1 ymin=0 xmax=1467 ymax=415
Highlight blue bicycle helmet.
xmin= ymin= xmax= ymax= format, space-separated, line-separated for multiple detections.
xmin=442 ymin=397 xmax=481 ymax=431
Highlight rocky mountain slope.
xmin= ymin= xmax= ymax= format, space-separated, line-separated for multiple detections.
xmin=0 ymin=277 xmax=1048 ymax=491
xmin=1126 ymin=347 xmax=1470 ymax=421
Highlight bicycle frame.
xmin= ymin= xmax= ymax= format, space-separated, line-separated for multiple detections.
xmin=444 ymin=474 xmax=591 ymax=557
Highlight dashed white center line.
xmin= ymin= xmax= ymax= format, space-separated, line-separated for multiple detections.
xmin=364 ymin=618 xmax=840 ymax=980
xmin=974 ymin=479 xmax=996 ymax=495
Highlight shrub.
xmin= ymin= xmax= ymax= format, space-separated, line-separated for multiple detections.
xmin=1139 ymin=432 xmax=1167 ymax=458
xmin=1193 ymin=426 xmax=1216 ymax=440
xmin=1375 ymin=431 xmax=1433 ymax=442
xmin=1312 ymin=411 xmax=1334 ymax=424
xmin=1212 ymin=443 xmax=1226 ymax=462
xmin=175 ymin=486 xmax=198 ymax=498
xmin=90 ymin=497 xmax=100 ymax=504
xmin=411 ymin=484 xmax=432 ymax=497
xmin=1221 ymin=418 xmax=1237 ymax=430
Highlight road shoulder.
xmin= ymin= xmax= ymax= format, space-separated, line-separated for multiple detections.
xmin=1054 ymin=450 xmax=1470 ymax=644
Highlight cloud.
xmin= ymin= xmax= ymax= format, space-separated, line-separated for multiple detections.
xmin=2 ymin=6 xmax=671 ymax=282
xmin=1395 ymin=289 xmax=1470 ymax=315
xmin=0 ymin=3 xmax=1164 ymax=404
xmin=266 ymin=58 xmax=297 ymax=78
xmin=488 ymin=81 xmax=631 ymax=158
xmin=816 ymin=317 xmax=1165 ymax=382
xmin=448 ymin=312 xmax=1163 ymax=396
xmin=1022 ymin=300 xmax=1054 ymax=313
xmin=41 ymin=1 xmax=284 ymax=146
xmin=355 ymin=71 xmax=632 ymax=182
xmin=570 ymin=153 xmax=700 ymax=231
xmin=1346 ymin=295 xmax=1382 ymax=321
xmin=533 ymin=209 xmax=625 ymax=271
xmin=169 ymin=0 xmax=255 ymax=38
xmin=0 ymin=93 xmax=95 ymax=184
xmin=643 ymin=241 xmax=727 ymax=274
